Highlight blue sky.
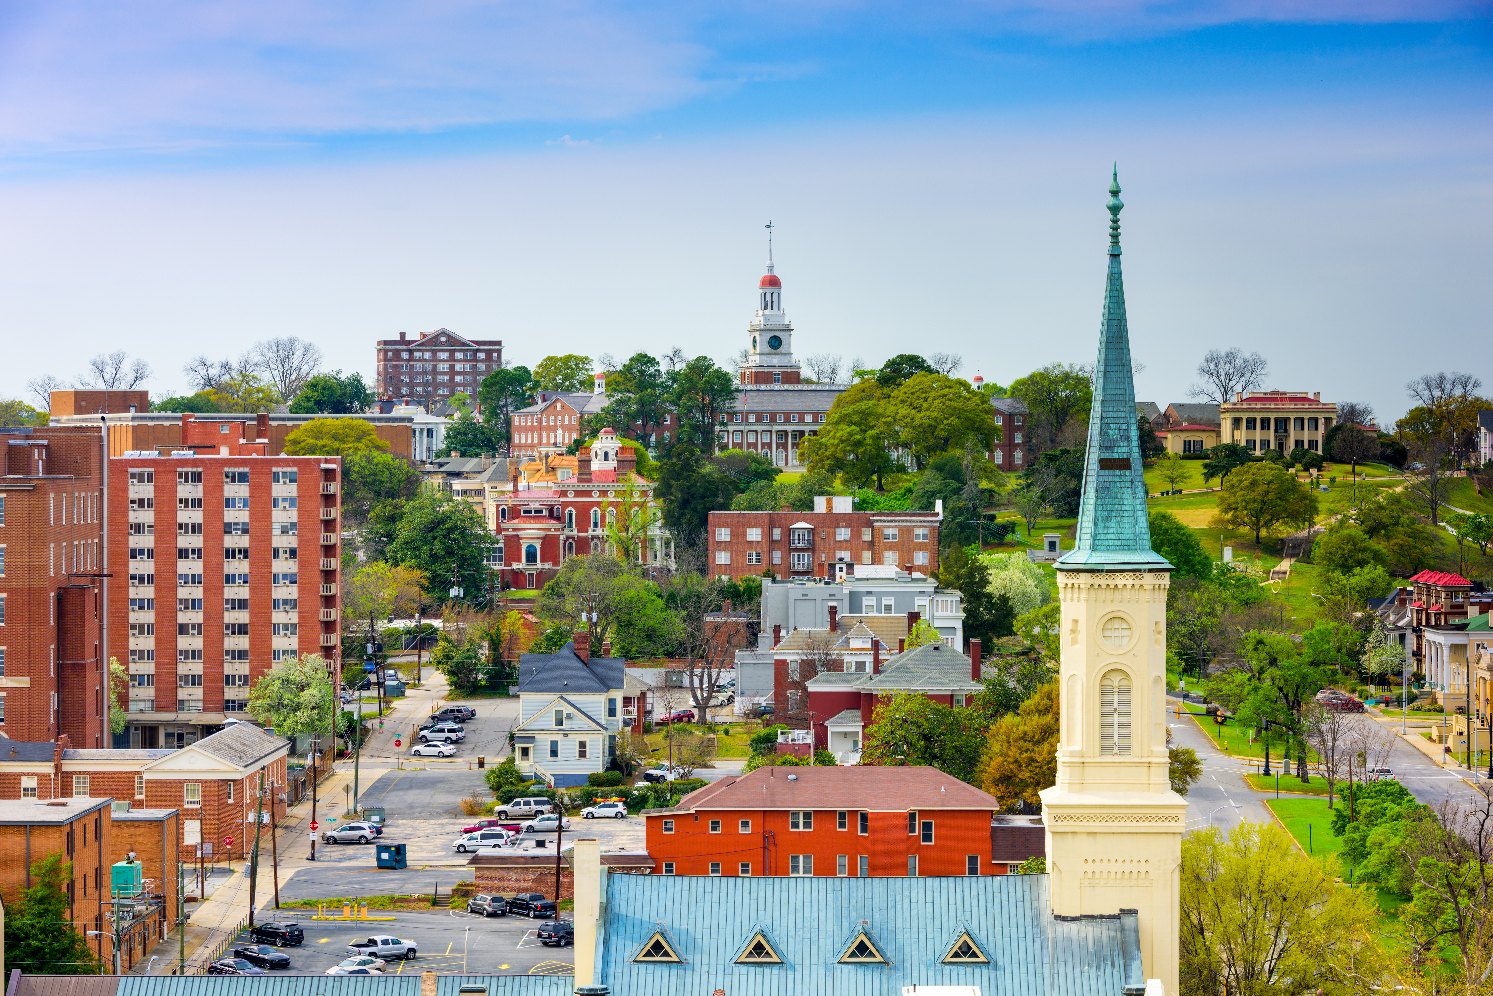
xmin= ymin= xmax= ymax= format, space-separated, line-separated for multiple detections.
xmin=1 ymin=1 xmax=1489 ymax=422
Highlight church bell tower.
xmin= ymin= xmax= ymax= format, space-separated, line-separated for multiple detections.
xmin=1040 ymin=169 xmax=1185 ymax=995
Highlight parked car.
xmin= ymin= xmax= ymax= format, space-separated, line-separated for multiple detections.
xmin=322 ymin=821 xmax=381 ymax=845
xmin=659 ymin=709 xmax=695 ymax=724
xmin=494 ymin=797 xmax=553 ymax=820
xmin=506 ymin=893 xmax=558 ymax=919
xmin=537 ymin=919 xmax=575 ymax=947
xmin=432 ymin=706 xmax=476 ymax=723
xmin=249 ymin=922 xmax=304 ymax=946
xmin=522 ymin=813 xmax=572 ymax=834
xmin=418 ymin=723 xmax=466 ymax=743
xmin=581 ymin=801 xmax=627 ymax=820
xmin=642 ymin=764 xmax=685 ymax=784
xmin=753 ymin=702 xmax=775 ymax=719
xmin=1367 ymin=767 xmax=1395 ymax=781
xmin=345 ymin=936 xmax=417 ymax=960
xmin=231 ymin=945 xmax=291 ymax=970
xmin=325 ymin=966 xmax=383 ymax=976
xmin=460 ymin=817 xmax=504 ymax=835
xmin=1315 ymin=689 xmax=1366 ymax=713
xmin=410 ymin=741 xmax=457 ymax=757
xmin=208 ymin=959 xmax=266 ymax=976
xmin=329 ymin=955 xmax=385 ymax=972
xmin=710 ymin=691 xmax=735 ymax=707
xmin=453 ymin=829 xmax=514 ymax=852
xmin=466 ymin=894 xmax=509 ymax=917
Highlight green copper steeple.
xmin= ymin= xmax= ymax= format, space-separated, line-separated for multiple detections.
xmin=1057 ymin=167 xmax=1171 ymax=572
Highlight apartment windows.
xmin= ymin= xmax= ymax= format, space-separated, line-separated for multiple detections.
xmin=128 ymin=649 xmax=155 ymax=663
xmin=661 ymin=862 xmax=675 ymax=875
xmin=128 ymin=597 xmax=155 ymax=612
xmin=746 ymin=528 xmax=762 ymax=542
xmin=21 ymin=776 xmax=37 ymax=799
xmin=223 ymin=496 xmax=250 ymax=510
xmin=746 ymin=551 xmax=762 ymax=565
xmin=128 ymin=547 xmax=155 ymax=561
xmin=178 ymin=598 xmax=203 ymax=612
xmin=549 ymin=740 xmax=559 ymax=759
xmin=789 ymin=811 xmax=813 ymax=831
xmin=224 ymin=673 xmax=250 ymax=687
xmin=858 ymin=854 xmax=869 ymax=877
xmin=837 ymin=854 xmax=848 ymax=876
xmin=224 ymin=521 xmax=250 ymax=536
xmin=128 ymin=469 xmax=154 ymax=486
xmin=184 ymin=783 xmax=201 ymax=807
xmin=224 ymin=623 xmax=250 ymax=637
xmin=271 ymin=496 xmax=298 ymax=510
xmin=882 ymin=527 xmax=899 ymax=541
xmin=908 ymin=811 xmax=918 ymax=834
xmin=835 ymin=527 xmax=851 ymax=541
xmin=790 ymin=552 xmax=811 ymax=572
xmin=709 ymin=862 xmax=722 ymax=876
xmin=739 ymin=862 xmax=752 ymax=876
xmin=271 ymin=470 xmax=298 ymax=485
xmin=177 ymin=674 xmax=203 ymax=687
xmin=913 ymin=527 xmax=929 ymax=543
xmin=715 ymin=551 xmax=731 ymax=565
xmin=176 ymin=470 xmax=202 ymax=486
xmin=271 ymin=522 xmax=297 ymax=536
xmin=858 ymin=811 xmax=869 ymax=834
xmin=714 ymin=527 xmax=731 ymax=541
xmin=177 ymin=622 xmax=203 ymax=637
xmin=914 ymin=551 xmax=929 ymax=565
xmin=966 ymin=855 xmax=980 ymax=876
xmin=908 ymin=855 xmax=919 ymax=876
xmin=739 ymin=819 xmax=752 ymax=833
xmin=271 ymin=623 xmax=298 ymax=637
xmin=129 ymin=496 xmax=154 ymax=511
xmin=709 ymin=819 xmax=722 ymax=833
xmin=577 ymin=740 xmax=589 ymax=759
xmin=224 ymin=572 xmax=249 ymax=586
xmin=224 ymin=598 xmax=249 ymax=612
xmin=661 ymin=819 xmax=675 ymax=834
xmin=177 ymin=521 xmax=203 ymax=536
xmin=837 ymin=811 xmax=848 ymax=831
xmin=224 ymin=470 xmax=250 ymax=485
xmin=271 ymin=597 xmax=297 ymax=611
xmin=788 ymin=855 xmax=813 ymax=876
xmin=177 ymin=547 xmax=202 ymax=561
xmin=861 ymin=528 xmax=872 ymax=542
xmin=128 ymin=622 xmax=155 ymax=637
xmin=270 ymin=546 xmax=295 ymax=561
xmin=921 ymin=820 xmax=934 ymax=844
xmin=128 ymin=522 xmax=155 ymax=536
xmin=225 ymin=649 xmax=250 ymax=663
xmin=73 ymin=775 xmax=90 ymax=797
xmin=271 ymin=572 xmax=298 ymax=585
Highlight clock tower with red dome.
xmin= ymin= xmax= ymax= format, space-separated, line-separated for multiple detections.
xmin=738 ymin=223 xmax=802 ymax=386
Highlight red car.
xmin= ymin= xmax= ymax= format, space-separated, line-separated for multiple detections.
xmin=659 ymin=709 xmax=696 ymax=725
xmin=460 ymin=818 xmax=522 ymax=835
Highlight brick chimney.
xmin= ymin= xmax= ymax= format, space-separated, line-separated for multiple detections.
xmin=255 ymin=412 xmax=270 ymax=441
xmin=574 ymin=631 xmax=591 ymax=664
xmin=897 ymin=638 xmax=905 ymax=654
xmin=970 ymin=639 xmax=982 ymax=682
xmin=872 ymin=640 xmax=881 ymax=675
xmin=828 ymin=605 xmax=839 ymax=633
xmin=772 ymin=624 xmax=782 ymax=647
xmin=601 ymin=640 xmax=612 ymax=657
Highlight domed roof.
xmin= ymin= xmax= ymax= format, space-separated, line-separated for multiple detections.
xmin=759 ymin=273 xmax=781 ymax=288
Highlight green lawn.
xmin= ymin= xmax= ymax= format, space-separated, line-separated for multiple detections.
xmin=1446 ymin=477 xmax=1493 ymax=515
xmin=1267 ymin=796 xmax=1342 ymax=860
xmin=1187 ymin=711 xmax=1270 ymax=759
xmin=644 ymin=725 xmax=759 ymax=759
xmin=1246 ymin=772 xmax=1329 ymax=796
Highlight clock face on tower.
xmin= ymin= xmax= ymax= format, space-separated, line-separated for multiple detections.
xmin=767 ymin=334 xmax=783 ymax=350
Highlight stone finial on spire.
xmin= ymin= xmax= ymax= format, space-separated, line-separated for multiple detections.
xmin=1107 ymin=164 xmax=1123 ymax=253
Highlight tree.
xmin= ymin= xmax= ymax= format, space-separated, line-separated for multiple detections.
xmin=345 ymin=562 xmax=426 ymax=648
xmin=1317 ymin=564 xmax=1392 ymax=628
xmin=661 ymin=571 xmax=737 ymax=715
xmin=803 ymin=353 xmax=844 ymax=383
xmin=1212 ymin=460 xmax=1317 ymax=544
xmin=1013 ymin=603 xmax=1059 ymax=661
xmin=1149 ymin=511 xmax=1212 ymax=579
xmin=874 ymin=353 xmax=936 ymax=388
xmin=1349 ymin=489 xmax=1439 ymax=576
xmin=1398 ymin=404 xmax=1456 ymax=524
xmin=927 ymin=352 xmax=963 ymax=376
xmin=1189 ymin=348 xmax=1268 ymax=405
xmin=289 ymin=371 xmax=373 ymax=414
xmin=975 ymin=681 xmax=1060 ymax=811
xmin=80 ymin=350 xmax=151 ymax=389
xmin=431 ymin=639 xmax=485 ymax=692
xmin=1009 ymin=483 xmax=1049 ymax=537
xmin=4 ymin=853 xmax=99 ymax=973
xmin=1180 ymin=823 xmax=1385 ymax=996
xmin=610 ymin=584 xmax=683 ymax=659
xmin=284 ymin=417 xmax=390 ymax=457
xmin=438 ymin=413 xmax=498 ymax=457
xmin=800 ymin=379 xmax=898 ymax=490
xmin=602 ymin=479 xmax=659 ymax=565
xmin=343 ymin=449 xmax=422 ymax=526
xmin=1023 ymin=447 xmax=1085 ymax=517
xmin=533 ymin=354 xmax=594 ymax=392
xmin=936 ymin=545 xmax=1011 ymax=645
xmin=1328 ymin=403 xmax=1379 ymax=491
xmin=978 ymin=551 xmax=1051 ymax=619
xmin=107 ymin=657 xmax=128 ymax=738
xmin=1009 ymin=363 xmax=1092 ymax=451
xmin=25 ymin=373 xmax=63 ymax=409
xmin=1310 ymin=524 xmax=1385 ymax=576
xmin=252 ymin=336 xmax=323 ymax=400
xmin=1169 ymin=732 xmax=1202 ymax=795
xmin=0 ymin=398 xmax=48 ymax=426
xmin=1406 ymin=370 xmax=1489 ymax=466
xmin=1154 ymin=451 xmax=1189 ymax=493
xmin=248 ymin=654 xmax=336 ymax=739
xmin=386 ymin=489 xmax=491 ymax=604
xmin=861 ymin=692 xmax=989 ymax=783
xmin=1463 ymin=512 xmax=1493 ymax=558
xmin=203 ymin=371 xmax=281 ymax=412
xmin=476 ymin=365 xmax=535 ymax=450
xmin=1137 ymin=415 xmax=1165 ymax=461
xmin=670 ymin=356 xmax=736 ymax=452
xmin=655 ymin=443 xmax=736 ymax=554
xmin=904 ymin=618 xmax=942 ymax=649
xmin=1201 ymin=442 xmax=1252 ymax=484
xmin=598 ymin=353 xmax=668 ymax=448
xmin=537 ymin=556 xmax=652 ymax=645
xmin=882 ymin=372 xmax=995 ymax=470
xmin=151 ymin=390 xmax=222 ymax=413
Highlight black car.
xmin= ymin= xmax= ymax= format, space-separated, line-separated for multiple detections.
xmin=431 ymin=706 xmax=475 ymax=723
xmin=537 ymin=919 xmax=574 ymax=947
xmin=231 ymin=944 xmax=291 ymax=970
xmin=207 ymin=958 xmax=266 ymax=976
xmin=506 ymin=893 xmax=558 ymax=919
xmin=249 ymin=922 xmax=304 ymax=947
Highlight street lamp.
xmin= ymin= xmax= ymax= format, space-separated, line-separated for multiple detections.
xmin=1259 ymin=718 xmax=1271 ymax=778
xmin=464 ymin=925 xmax=472 ymax=972
xmin=145 ymin=955 xmax=158 ymax=975
xmin=87 ymin=930 xmax=121 ymax=974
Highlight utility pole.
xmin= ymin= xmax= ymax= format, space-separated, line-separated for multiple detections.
xmin=555 ymin=806 xmax=564 ymax=901
xmin=248 ymin=769 xmax=267 ymax=927
xmin=415 ymin=607 xmax=424 ymax=685
xmin=177 ymin=856 xmax=185 ymax=972
xmin=270 ymin=781 xmax=282 ymax=909
xmin=309 ymin=742 xmax=318 ymax=862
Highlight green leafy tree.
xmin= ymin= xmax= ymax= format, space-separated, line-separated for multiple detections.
xmin=0 ymin=398 xmax=48 ymax=426
xmin=1201 ymin=442 xmax=1253 ymax=484
xmin=935 ymin=545 xmax=1011 ymax=644
xmin=882 ymin=372 xmax=995 ymax=469
xmin=602 ymin=479 xmax=659 ymax=565
xmin=1169 ymin=733 xmax=1202 ymax=795
xmin=283 ymin=417 xmax=390 ymax=457
xmin=476 ymin=365 xmax=534 ymax=449
xmin=431 ymin=639 xmax=485 ymax=692
xmin=1009 ymin=483 xmax=1050 ymax=537
xmin=1137 ymin=415 xmax=1165 ymax=461
xmin=610 ymin=584 xmax=684 ymax=659
xmin=1310 ymin=524 xmax=1386 ymax=575
xmin=860 ymin=693 xmax=988 ymax=783
xmin=978 ymin=551 xmax=1051 ymax=618
xmin=1212 ymin=460 xmax=1318 ymax=544
xmin=800 ymin=379 xmax=898 ymax=490
xmin=1022 ymin=447 xmax=1085 ymax=517
xmin=1009 ymin=362 xmax=1092 ymax=451
xmin=1149 ymin=511 xmax=1212 ymax=580
xmin=1316 ymin=564 xmax=1391 ymax=626
xmin=599 ymin=352 xmax=671 ymax=448
xmin=669 ymin=356 xmax=736 ymax=452
xmin=656 ymin=443 xmax=737 ymax=554
xmin=203 ymin=371 xmax=282 ymax=412
xmin=438 ymin=413 xmax=498 ymax=457
xmin=289 ymin=371 xmax=373 ymax=414
xmin=386 ymin=489 xmax=490 ymax=604
xmin=1180 ymin=823 xmax=1385 ymax=996
xmin=971 ymin=653 xmax=1055 ymax=721
xmin=343 ymin=450 xmax=422 ymax=526
xmin=1349 ymin=489 xmax=1440 ymax=576
xmin=533 ymin=354 xmax=594 ymax=392
xmin=247 ymin=654 xmax=336 ymax=739
xmin=345 ymin=561 xmax=426 ymax=648
xmin=4 ymin=854 xmax=99 ymax=973
xmin=152 ymin=390 xmax=223 ymax=412
xmin=1330 ymin=779 xmax=1428 ymax=896
xmin=1154 ymin=451 xmax=1189 ymax=492
xmin=537 ymin=555 xmax=653 ymax=644
xmin=1013 ymin=603 xmax=1059 ymax=660
xmin=710 ymin=449 xmax=779 ymax=492
xmin=107 ymin=657 xmax=128 ymax=737
xmin=874 ymin=353 xmax=936 ymax=388
xmin=975 ymin=680 xmax=1059 ymax=811
xmin=1462 ymin=512 xmax=1493 ymax=557
xmin=903 ymin=618 xmax=942 ymax=649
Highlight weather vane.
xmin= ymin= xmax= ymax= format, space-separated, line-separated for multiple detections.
xmin=765 ymin=220 xmax=774 ymax=267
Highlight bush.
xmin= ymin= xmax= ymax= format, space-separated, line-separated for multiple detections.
xmin=812 ymin=749 xmax=838 ymax=766
xmin=749 ymin=725 xmax=788 ymax=756
xmin=587 ymin=771 xmax=625 ymax=788
xmin=483 ymin=756 xmax=525 ymax=797
xmin=459 ymin=796 xmax=488 ymax=817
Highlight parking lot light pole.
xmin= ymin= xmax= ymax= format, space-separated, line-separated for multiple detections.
xmin=464 ymin=925 xmax=471 ymax=972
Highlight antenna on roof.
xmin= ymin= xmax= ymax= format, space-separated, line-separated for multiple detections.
xmin=764 ymin=220 xmax=775 ymax=272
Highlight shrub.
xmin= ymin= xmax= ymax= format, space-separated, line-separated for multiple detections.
xmin=587 ymin=771 xmax=625 ymax=788
xmin=749 ymin=725 xmax=788 ymax=756
xmin=484 ymin=756 xmax=525 ymax=797
xmin=458 ymin=796 xmax=488 ymax=817
xmin=812 ymin=749 xmax=838 ymax=766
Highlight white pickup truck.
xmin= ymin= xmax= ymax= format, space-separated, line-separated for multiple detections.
xmin=345 ymin=936 xmax=417 ymax=961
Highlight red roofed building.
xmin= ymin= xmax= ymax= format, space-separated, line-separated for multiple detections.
xmin=643 ymin=765 xmax=1021 ymax=877
xmin=1154 ymin=423 xmax=1219 ymax=456
xmin=1219 ymin=390 xmax=1337 ymax=456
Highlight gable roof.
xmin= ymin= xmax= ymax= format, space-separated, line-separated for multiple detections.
xmin=0 ymin=739 xmax=59 ymax=762
xmin=1480 ymin=410 xmax=1493 ymax=432
xmin=1164 ymin=402 xmax=1220 ymax=426
xmin=518 ymin=641 xmax=625 ymax=695
xmin=190 ymin=723 xmax=288 ymax=767
xmin=662 ymin=764 xmax=999 ymax=813
xmin=514 ymin=695 xmax=608 ymax=732
xmin=774 ymin=614 xmax=908 ymax=654
xmin=1410 ymin=570 xmax=1472 ymax=587
xmin=1135 ymin=401 xmax=1162 ymax=423
xmin=598 ymin=873 xmax=1146 ymax=995
xmin=990 ymin=396 xmax=1029 ymax=415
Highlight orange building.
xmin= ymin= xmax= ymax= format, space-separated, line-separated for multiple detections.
xmin=644 ymin=765 xmax=1004 ymax=878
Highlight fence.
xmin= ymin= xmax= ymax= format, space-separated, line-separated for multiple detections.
xmin=183 ymin=914 xmax=250 ymax=975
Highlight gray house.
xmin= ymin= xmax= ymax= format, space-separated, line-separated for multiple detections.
xmin=514 ymin=634 xmax=625 ymax=787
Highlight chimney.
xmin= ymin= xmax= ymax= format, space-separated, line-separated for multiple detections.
xmin=399 ymin=330 xmax=407 ymax=342
xmin=574 ymin=631 xmax=591 ymax=664
xmin=601 ymin=640 xmax=612 ymax=657
xmin=1313 ymin=391 xmax=1320 ymax=401
xmin=511 ymin=469 xmax=520 ymax=494
xmin=872 ymin=640 xmax=881 ymax=675
xmin=772 ymin=624 xmax=782 ymax=647
xmin=572 ymin=838 xmax=605 ymax=989
xmin=897 ymin=638 xmax=905 ymax=654
xmin=828 ymin=605 xmax=839 ymax=633
xmin=907 ymin=610 xmax=920 ymax=630
xmin=420 ymin=972 xmax=438 ymax=996
xmin=970 ymin=639 xmax=982 ymax=682
xmin=255 ymin=412 xmax=270 ymax=441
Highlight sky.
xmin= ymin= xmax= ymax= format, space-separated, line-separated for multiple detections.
xmin=1 ymin=1 xmax=1489 ymax=425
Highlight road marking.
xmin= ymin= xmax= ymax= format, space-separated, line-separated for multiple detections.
xmin=444 ymin=941 xmax=452 ymax=955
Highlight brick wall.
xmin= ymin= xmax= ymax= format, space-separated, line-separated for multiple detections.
xmin=706 ymin=509 xmax=940 ymax=581
xmin=0 ymin=803 xmax=113 ymax=969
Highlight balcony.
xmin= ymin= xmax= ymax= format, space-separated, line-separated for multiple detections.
xmin=320 ymin=483 xmax=338 ymax=495
xmin=320 ymin=634 xmax=339 ymax=647
xmin=320 ymin=558 xmax=338 ymax=571
xmin=319 ymin=608 xmax=338 ymax=622
xmin=321 ymin=533 xmax=337 ymax=546
xmin=321 ymin=583 xmax=337 ymax=596
xmin=320 ymin=508 xmax=337 ymax=521
xmin=788 ymin=530 xmax=813 ymax=549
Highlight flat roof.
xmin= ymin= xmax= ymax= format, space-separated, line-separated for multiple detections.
xmin=0 ymin=796 xmax=112 ymax=825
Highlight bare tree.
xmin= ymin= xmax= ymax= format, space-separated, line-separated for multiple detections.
xmin=1010 ymin=483 xmax=1050 ymax=537
xmin=1407 ymin=371 xmax=1483 ymax=409
xmin=183 ymin=354 xmax=237 ymax=391
xmin=1336 ymin=400 xmax=1376 ymax=431
xmin=1189 ymin=348 xmax=1268 ymax=404
xmin=927 ymin=352 xmax=963 ymax=376
xmin=25 ymin=374 xmax=63 ymax=409
xmin=1330 ymin=400 xmax=1380 ymax=492
xmin=80 ymin=351 xmax=151 ymax=390
xmin=252 ymin=336 xmax=323 ymax=401
xmin=803 ymin=353 xmax=844 ymax=384
xmin=661 ymin=347 xmax=688 ymax=373
xmin=596 ymin=352 xmax=618 ymax=373
xmin=783 ymin=631 xmax=843 ymax=726
xmin=1303 ymin=703 xmax=1354 ymax=806
xmin=665 ymin=572 xmax=736 ymax=716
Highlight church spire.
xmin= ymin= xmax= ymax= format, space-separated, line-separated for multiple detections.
xmin=1057 ymin=167 xmax=1170 ymax=571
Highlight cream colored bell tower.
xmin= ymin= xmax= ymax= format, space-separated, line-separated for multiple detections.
xmin=1040 ymin=168 xmax=1185 ymax=995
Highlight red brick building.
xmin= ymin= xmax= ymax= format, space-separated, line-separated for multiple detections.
xmin=108 ymin=416 xmax=341 ymax=748
xmin=988 ymin=396 xmax=1032 ymax=471
xmin=0 ymin=426 xmax=108 ymax=746
xmin=707 ymin=496 xmax=941 ymax=580
xmin=375 ymin=327 xmax=503 ymax=410
xmin=645 ymin=765 xmax=1005 ymax=877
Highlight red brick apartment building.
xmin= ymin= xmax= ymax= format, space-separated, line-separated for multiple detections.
xmin=707 ymin=496 xmax=941 ymax=580
xmin=108 ymin=416 xmax=341 ymax=748
xmin=0 ymin=426 xmax=108 ymax=746
xmin=645 ymin=765 xmax=1004 ymax=877
xmin=375 ymin=327 xmax=502 ymax=410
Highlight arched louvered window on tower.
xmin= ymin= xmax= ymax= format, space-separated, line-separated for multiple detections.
xmin=1099 ymin=670 xmax=1133 ymax=755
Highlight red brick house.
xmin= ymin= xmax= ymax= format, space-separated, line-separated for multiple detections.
xmin=707 ymin=496 xmax=941 ymax=581
xmin=375 ymin=327 xmax=502 ymax=411
xmin=644 ymin=765 xmax=1005 ymax=877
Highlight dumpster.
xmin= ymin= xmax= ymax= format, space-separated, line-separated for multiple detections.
xmin=362 ymin=806 xmax=386 ymax=828
xmin=477 ymin=756 xmax=486 ymax=769
xmin=376 ymin=843 xmax=407 ymax=870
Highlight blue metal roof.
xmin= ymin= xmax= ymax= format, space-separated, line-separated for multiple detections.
xmin=1059 ymin=168 xmax=1171 ymax=574
xmin=435 ymin=975 xmax=575 ymax=996
xmin=598 ymin=872 xmax=1145 ymax=995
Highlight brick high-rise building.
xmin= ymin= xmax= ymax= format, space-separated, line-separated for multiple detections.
xmin=707 ymin=496 xmax=941 ymax=580
xmin=375 ymin=327 xmax=503 ymax=409
xmin=0 ymin=426 xmax=107 ymax=746
xmin=108 ymin=415 xmax=341 ymax=748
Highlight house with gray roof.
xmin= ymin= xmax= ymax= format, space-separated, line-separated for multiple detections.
xmin=514 ymin=634 xmax=626 ymax=786
xmin=1159 ymin=402 xmax=1220 ymax=429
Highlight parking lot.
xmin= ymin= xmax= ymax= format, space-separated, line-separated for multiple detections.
xmin=229 ymin=909 xmax=572 ymax=976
